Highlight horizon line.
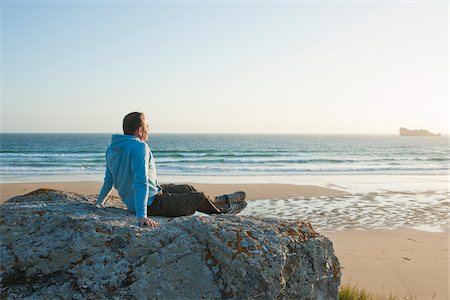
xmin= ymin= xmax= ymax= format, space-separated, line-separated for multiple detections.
xmin=1 ymin=132 xmax=447 ymax=136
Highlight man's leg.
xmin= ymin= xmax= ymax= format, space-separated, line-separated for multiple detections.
xmin=160 ymin=184 xmax=246 ymax=206
xmin=160 ymin=184 xmax=197 ymax=194
xmin=148 ymin=192 xmax=221 ymax=217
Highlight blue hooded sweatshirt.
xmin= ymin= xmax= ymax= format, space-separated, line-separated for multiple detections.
xmin=96 ymin=134 xmax=161 ymax=219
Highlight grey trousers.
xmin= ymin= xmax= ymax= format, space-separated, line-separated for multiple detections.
xmin=147 ymin=184 xmax=222 ymax=217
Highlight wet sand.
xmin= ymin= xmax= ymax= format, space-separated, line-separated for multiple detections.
xmin=0 ymin=181 xmax=448 ymax=299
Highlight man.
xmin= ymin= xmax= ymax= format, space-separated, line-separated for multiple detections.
xmin=96 ymin=112 xmax=247 ymax=228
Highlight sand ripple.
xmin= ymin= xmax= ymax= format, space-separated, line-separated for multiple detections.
xmin=239 ymin=190 xmax=449 ymax=232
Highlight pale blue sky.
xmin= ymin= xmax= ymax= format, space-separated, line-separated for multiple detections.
xmin=1 ymin=1 xmax=448 ymax=134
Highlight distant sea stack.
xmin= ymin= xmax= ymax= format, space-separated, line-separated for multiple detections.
xmin=399 ymin=127 xmax=441 ymax=137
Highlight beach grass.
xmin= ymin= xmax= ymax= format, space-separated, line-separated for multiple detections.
xmin=339 ymin=283 xmax=421 ymax=300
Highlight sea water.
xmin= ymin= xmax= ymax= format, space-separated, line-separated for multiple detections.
xmin=0 ymin=133 xmax=448 ymax=180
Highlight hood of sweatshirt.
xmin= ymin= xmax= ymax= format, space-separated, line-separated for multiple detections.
xmin=110 ymin=134 xmax=142 ymax=152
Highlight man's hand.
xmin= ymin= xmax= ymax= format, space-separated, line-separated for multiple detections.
xmin=138 ymin=217 xmax=160 ymax=228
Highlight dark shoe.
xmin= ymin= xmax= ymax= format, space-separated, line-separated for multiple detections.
xmin=223 ymin=201 xmax=247 ymax=214
xmin=215 ymin=191 xmax=246 ymax=204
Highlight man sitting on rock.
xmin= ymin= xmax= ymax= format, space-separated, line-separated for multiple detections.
xmin=96 ymin=112 xmax=247 ymax=228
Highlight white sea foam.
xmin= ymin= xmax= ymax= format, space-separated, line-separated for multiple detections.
xmin=1 ymin=134 xmax=448 ymax=178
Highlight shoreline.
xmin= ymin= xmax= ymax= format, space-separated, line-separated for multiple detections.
xmin=0 ymin=181 xmax=448 ymax=299
xmin=1 ymin=173 xmax=448 ymax=193
xmin=0 ymin=181 xmax=346 ymax=203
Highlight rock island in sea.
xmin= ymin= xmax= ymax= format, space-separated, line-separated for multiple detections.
xmin=399 ymin=127 xmax=441 ymax=136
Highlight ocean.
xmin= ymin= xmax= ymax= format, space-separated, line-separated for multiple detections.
xmin=0 ymin=133 xmax=448 ymax=181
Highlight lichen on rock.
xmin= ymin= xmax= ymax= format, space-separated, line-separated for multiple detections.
xmin=0 ymin=189 xmax=341 ymax=299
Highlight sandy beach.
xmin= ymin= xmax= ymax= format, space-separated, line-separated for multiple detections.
xmin=0 ymin=181 xmax=346 ymax=203
xmin=326 ymin=229 xmax=448 ymax=299
xmin=0 ymin=181 xmax=448 ymax=299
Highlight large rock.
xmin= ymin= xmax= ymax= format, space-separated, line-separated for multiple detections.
xmin=0 ymin=189 xmax=341 ymax=299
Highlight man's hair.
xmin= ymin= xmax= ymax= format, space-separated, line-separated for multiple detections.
xmin=123 ymin=112 xmax=144 ymax=135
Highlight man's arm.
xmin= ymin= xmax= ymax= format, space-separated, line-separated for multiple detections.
xmin=96 ymin=165 xmax=113 ymax=206
xmin=131 ymin=143 xmax=158 ymax=228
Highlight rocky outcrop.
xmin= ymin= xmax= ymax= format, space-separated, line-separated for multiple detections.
xmin=399 ymin=127 xmax=440 ymax=137
xmin=0 ymin=189 xmax=341 ymax=299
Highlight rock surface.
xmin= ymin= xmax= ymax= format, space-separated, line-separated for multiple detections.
xmin=0 ymin=189 xmax=341 ymax=299
xmin=399 ymin=127 xmax=440 ymax=137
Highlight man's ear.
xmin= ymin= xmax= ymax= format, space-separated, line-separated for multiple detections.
xmin=138 ymin=126 xmax=144 ymax=137
xmin=134 ymin=126 xmax=143 ymax=138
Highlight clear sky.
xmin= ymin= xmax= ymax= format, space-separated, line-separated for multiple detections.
xmin=1 ymin=0 xmax=448 ymax=134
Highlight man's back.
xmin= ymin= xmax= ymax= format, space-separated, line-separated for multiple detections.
xmin=97 ymin=134 xmax=160 ymax=219
xmin=107 ymin=134 xmax=143 ymax=201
